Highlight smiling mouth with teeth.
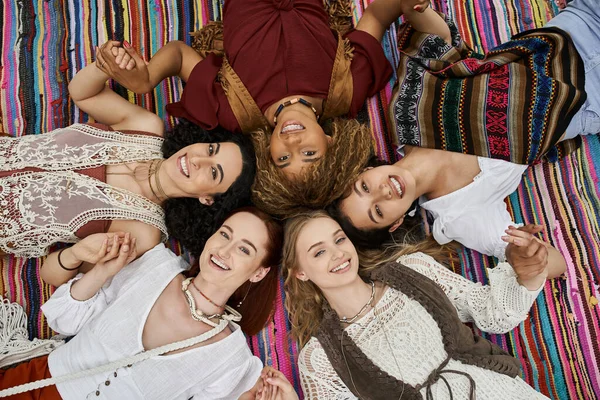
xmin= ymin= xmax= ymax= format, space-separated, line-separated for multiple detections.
xmin=179 ymin=155 xmax=190 ymax=178
xmin=331 ymin=260 xmax=350 ymax=273
xmin=210 ymin=256 xmax=231 ymax=270
xmin=390 ymin=177 xmax=403 ymax=198
xmin=281 ymin=123 xmax=305 ymax=134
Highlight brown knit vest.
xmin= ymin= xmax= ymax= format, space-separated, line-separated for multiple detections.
xmin=315 ymin=261 xmax=521 ymax=400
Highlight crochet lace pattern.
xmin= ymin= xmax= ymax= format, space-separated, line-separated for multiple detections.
xmin=0 ymin=124 xmax=167 ymax=257
xmin=307 ymin=253 xmax=538 ymax=400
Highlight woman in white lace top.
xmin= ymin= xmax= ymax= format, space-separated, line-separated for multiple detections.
xmin=1 ymin=45 xmax=257 ymax=286
xmin=280 ymin=210 xmax=550 ymax=399
xmin=0 ymin=207 xmax=282 ymax=399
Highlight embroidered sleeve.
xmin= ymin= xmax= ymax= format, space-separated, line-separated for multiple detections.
xmin=396 ymin=252 xmax=544 ymax=334
xmin=41 ymin=274 xmax=111 ymax=336
xmin=299 ymin=339 xmax=357 ymax=400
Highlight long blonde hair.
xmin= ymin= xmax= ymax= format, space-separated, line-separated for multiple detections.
xmin=282 ymin=210 xmax=456 ymax=347
xmin=251 ymin=118 xmax=374 ymax=218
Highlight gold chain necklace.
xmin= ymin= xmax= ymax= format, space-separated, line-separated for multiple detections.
xmin=181 ymin=278 xmax=242 ymax=327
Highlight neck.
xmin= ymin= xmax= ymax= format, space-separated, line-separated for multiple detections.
xmin=264 ymin=95 xmax=324 ymax=126
xmin=187 ymin=275 xmax=233 ymax=315
xmin=396 ymin=146 xmax=447 ymax=198
xmin=321 ymin=276 xmax=373 ymax=321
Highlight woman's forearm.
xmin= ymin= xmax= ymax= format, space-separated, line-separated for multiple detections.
xmin=146 ymin=41 xmax=203 ymax=87
xmin=41 ymin=247 xmax=84 ymax=287
xmin=70 ymin=267 xmax=112 ymax=301
xmin=404 ymin=8 xmax=451 ymax=44
xmin=68 ymin=63 xmax=110 ymax=102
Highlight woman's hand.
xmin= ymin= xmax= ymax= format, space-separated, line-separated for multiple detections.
xmin=96 ymin=41 xmax=152 ymax=93
xmin=503 ymin=225 xmax=549 ymax=290
xmin=92 ymin=233 xmax=138 ymax=279
xmin=401 ymin=0 xmax=430 ymax=14
xmin=239 ymin=367 xmax=298 ymax=400
xmin=69 ymin=233 xmax=137 ymax=301
xmin=70 ymin=232 xmax=128 ymax=265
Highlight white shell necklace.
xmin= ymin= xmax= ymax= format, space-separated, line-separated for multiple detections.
xmin=181 ymin=278 xmax=242 ymax=327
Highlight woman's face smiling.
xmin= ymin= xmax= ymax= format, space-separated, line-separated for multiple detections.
xmin=340 ymin=164 xmax=417 ymax=232
xmin=199 ymin=212 xmax=270 ymax=289
xmin=163 ymin=142 xmax=243 ymax=204
xmin=294 ymin=217 xmax=359 ymax=290
xmin=269 ymin=110 xmax=332 ymax=178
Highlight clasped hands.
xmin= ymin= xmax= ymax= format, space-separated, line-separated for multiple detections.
xmin=71 ymin=232 xmax=138 ymax=279
xmin=502 ymin=224 xmax=549 ymax=291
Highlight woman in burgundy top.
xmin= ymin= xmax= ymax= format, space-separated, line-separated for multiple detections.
xmin=97 ymin=0 xmax=429 ymax=179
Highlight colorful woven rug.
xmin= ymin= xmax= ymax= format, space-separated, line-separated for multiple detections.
xmin=1 ymin=0 xmax=598 ymax=399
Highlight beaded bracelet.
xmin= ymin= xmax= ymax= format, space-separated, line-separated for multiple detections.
xmin=58 ymin=248 xmax=84 ymax=271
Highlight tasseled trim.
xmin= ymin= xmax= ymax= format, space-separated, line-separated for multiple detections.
xmin=0 ymin=297 xmax=64 ymax=369
xmin=191 ymin=21 xmax=224 ymax=58
xmin=189 ymin=1 xmax=355 ymax=57
xmin=324 ymin=0 xmax=353 ymax=36
xmin=343 ymin=37 xmax=354 ymax=60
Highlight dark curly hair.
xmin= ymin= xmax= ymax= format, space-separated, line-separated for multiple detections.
xmin=162 ymin=119 xmax=256 ymax=256
xmin=326 ymin=155 xmax=424 ymax=249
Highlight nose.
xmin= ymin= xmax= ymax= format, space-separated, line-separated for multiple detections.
xmin=189 ymin=154 xmax=210 ymax=171
xmin=332 ymin=248 xmax=344 ymax=261
xmin=282 ymin=133 xmax=302 ymax=145
xmin=378 ymin=182 xmax=393 ymax=200
xmin=217 ymin=244 xmax=232 ymax=259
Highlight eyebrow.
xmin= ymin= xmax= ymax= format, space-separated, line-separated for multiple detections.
xmin=222 ymin=225 xmax=233 ymax=233
xmin=242 ymin=239 xmax=257 ymax=253
xmin=276 ymin=162 xmax=291 ymax=169
xmin=307 ymin=241 xmax=324 ymax=253
xmin=217 ymin=164 xmax=224 ymax=184
xmin=302 ymin=157 xmax=321 ymax=163
xmin=307 ymin=229 xmax=344 ymax=253
xmin=215 ymin=143 xmax=221 ymax=155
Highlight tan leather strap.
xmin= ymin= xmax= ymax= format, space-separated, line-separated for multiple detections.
xmin=218 ymin=56 xmax=270 ymax=133
xmin=321 ymin=33 xmax=354 ymax=121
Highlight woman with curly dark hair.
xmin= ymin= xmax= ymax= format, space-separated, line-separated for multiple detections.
xmin=0 ymin=60 xmax=256 ymax=287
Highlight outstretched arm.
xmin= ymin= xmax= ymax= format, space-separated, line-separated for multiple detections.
xmin=356 ymin=0 xmax=451 ymax=44
xmin=97 ymin=40 xmax=203 ymax=94
xmin=69 ymin=44 xmax=164 ymax=135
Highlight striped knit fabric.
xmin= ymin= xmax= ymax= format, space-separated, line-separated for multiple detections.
xmin=0 ymin=1 xmax=598 ymax=399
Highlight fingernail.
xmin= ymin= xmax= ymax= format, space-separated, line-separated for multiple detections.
xmin=501 ymin=236 xmax=510 ymax=241
xmin=123 ymin=40 xmax=131 ymax=48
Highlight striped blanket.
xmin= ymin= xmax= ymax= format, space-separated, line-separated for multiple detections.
xmin=1 ymin=1 xmax=598 ymax=399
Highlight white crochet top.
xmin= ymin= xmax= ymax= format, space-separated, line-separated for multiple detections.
xmin=0 ymin=124 xmax=167 ymax=257
xmin=299 ymin=252 xmax=549 ymax=400
xmin=41 ymin=244 xmax=262 ymax=400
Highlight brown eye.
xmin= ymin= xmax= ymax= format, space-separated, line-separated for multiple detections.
xmin=362 ymin=182 xmax=369 ymax=193
xmin=211 ymin=167 xmax=217 ymax=180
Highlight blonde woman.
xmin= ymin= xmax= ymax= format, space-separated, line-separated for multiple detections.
xmin=281 ymin=210 xmax=550 ymax=399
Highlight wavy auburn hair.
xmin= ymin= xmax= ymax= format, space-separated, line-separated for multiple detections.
xmin=251 ymin=118 xmax=374 ymax=218
xmin=282 ymin=210 xmax=455 ymax=347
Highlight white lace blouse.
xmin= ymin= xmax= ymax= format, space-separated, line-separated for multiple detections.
xmin=299 ymin=252 xmax=549 ymax=400
xmin=41 ymin=244 xmax=262 ymax=400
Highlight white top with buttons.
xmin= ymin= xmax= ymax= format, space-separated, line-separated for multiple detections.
xmin=41 ymin=244 xmax=262 ymax=400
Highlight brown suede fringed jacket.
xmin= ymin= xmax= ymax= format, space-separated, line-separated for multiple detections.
xmin=315 ymin=262 xmax=522 ymax=400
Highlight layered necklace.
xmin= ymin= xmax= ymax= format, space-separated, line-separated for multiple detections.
xmin=181 ymin=278 xmax=242 ymax=327
xmin=107 ymin=159 xmax=170 ymax=202
xmin=339 ymin=280 xmax=376 ymax=324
